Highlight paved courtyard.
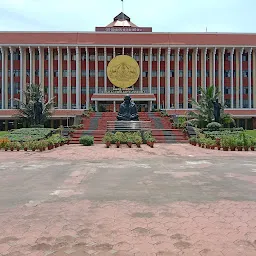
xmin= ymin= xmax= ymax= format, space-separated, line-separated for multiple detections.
xmin=0 ymin=144 xmax=255 ymax=256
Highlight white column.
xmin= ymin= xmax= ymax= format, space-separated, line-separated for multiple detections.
xmin=148 ymin=47 xmax=152 ymax=94
xmin=239 ymin=48 xmax=244 ymax=108
xmin=253 ymin=49 xmax=256 ymax=108
xmin=19 ymin=47 xmax=23 ymax=104
xmin=38 ymin=47 xmax=44 ymax=95
xmin=140 ymin=47 xmax=143 ymax=91
xmin=76 ymin=46 xmax=81 ymax=109
xmin=85 ymin=47 xmax=90 ymax=109
xmin=94 ymin=47 xmax=98 ymax=111
xmin=157 ymin=47 xmax=161 ymax=109
xmin=192 ymin=48 xmax=198 ymax=103
xmin=67 ymin=47 xmax=71 ymax=109
xmin=104 ymin=47 xmax=107 ymax=92
xmin=165 ymin=47 xmax=171 ymax=109
xmin=230 ymin=48 xmax=235 ymax=108
xmin=57 ymin=47 xmax=63 ymax=108
xmin=9 ymin=47 xmax=14 ymax=108
xmin=29 ymin=47 xmax=34 ymax=85
xmin=3 ymin=48 xmax=8 ymax=109
xmin=248 ymin=48 xmax=252 ymax=109
xmin=113 ymin=101 xmax=116 ymax=112
xmin=0 ymin=47 xmax=5 ymax=109
xmin=183 ymin=48 xmax=189 ymax=109
xmin=113 ymin=47 xmax=116 ymax=58
xmin=212 ymin=48 xmax=216 ymax=89
xmin=48 ymin=47 xmax=53 ymax=100
xmin=131 ymin=47 xmax=134 ymax=58
xmin=122 ymin=47 xmax=124 ymax=55
xmin=201 ymin=48 xmax=207 ymax=90
xmin=174 ymin=48 xmax=180 ymax=109
xmin=221 ymin=48 xmax=225 ymax=104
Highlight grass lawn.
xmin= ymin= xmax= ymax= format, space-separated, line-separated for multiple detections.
xmin=245 ymin=130 xmax=256 ymax=138
xmin=0 ymin=131 xmax=9 ymax=137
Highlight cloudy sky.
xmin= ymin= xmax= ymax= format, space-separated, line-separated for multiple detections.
xmin=0 ymin=0 xmax=255 ymax=33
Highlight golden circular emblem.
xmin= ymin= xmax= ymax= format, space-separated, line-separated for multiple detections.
xmin=107 ymin=55 xmax=140 ymax=88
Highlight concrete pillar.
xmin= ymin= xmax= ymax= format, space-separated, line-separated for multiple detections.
xmin=174 ymin=48 xmax=180 ymax=109
xmin=165 ymin=47 xmax=171 ymax=109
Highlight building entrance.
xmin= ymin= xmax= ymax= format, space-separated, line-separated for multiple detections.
xmin=97 ymin=101 xmax=150 ymax=112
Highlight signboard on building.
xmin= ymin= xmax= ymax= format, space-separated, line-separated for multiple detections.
xmin=95 ymin=27 xmax=152 ymax=32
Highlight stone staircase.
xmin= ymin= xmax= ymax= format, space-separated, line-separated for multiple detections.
xmin=70 ymin=112 xmax=188 ymax=144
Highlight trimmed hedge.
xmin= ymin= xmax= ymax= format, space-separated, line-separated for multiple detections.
xmin=79 ymin=135 xmax=94 ymax=146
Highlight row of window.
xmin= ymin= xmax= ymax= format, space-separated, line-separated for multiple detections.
xmin=1 ymin=85 xmax=252 ymax=96
xmin=0 ymin=52 xmax=251 ymax=62
xmin=1 ymin=69 xmax=253 ymax=78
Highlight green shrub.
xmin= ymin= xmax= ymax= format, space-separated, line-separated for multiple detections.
xmin=102 ymin=132 xmax=113 ymax=143
xmin=206 ymin=122 xmax=222 ymax=131
xmin=79 ymin=135 xmax=94 ymax=146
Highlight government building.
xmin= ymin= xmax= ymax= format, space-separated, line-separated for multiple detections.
xmin=0 ymin=13 xmax=256 ymax=129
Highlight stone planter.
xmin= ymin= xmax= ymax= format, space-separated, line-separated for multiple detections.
xmin=250 ymin=146 xmax=255 ymax=151
xmin=244 ymin=146 xmax=249 ymax=151
xmin=106 ymin=141 xmax=111 ymax=148
xmin=230 ymin=147 xmax=236 ymax=151
xmin=116 ymin=142 xmax=121 ymax=148
xmin=136 ymin=143 xmax=141 ymax=148
xmin=127 ymin=142 xmax=132 ymax=148
xmin=237 ymin=146 xmax=243 ymax=151
xmin=223 ymin=147 xmax=229 ymax=151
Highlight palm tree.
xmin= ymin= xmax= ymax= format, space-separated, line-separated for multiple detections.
xmin=188 ymin=86 xmax=220 ymax=128
xmin=14 ymin=84 xmax=54 ymax=127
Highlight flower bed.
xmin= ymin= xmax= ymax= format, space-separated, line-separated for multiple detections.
xmin=189 ymin=131 xmax=256 ymax=151
xmin=102 ymin=131 xmax=156 ymax=148
xmin=0 ymin=129 xmax=68 ymax=152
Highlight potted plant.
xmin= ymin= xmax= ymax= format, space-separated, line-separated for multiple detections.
xmin=126 ymin=134 xmax=133 ymax=148
xmin=134 ymin=135 xmax=142 ymax=148
xmin=9 ymin=142 xmax=15 ymax=151
xmin=229 ymin=136 xmax=236 ymax=151
xmin=31 ymin=141 xmax=37 ymax=151
xmin=47 ymin=139 xmax=54 ymax=150
xmin=220 ymin=137 xmax=229 ymax=151
xmin=23 ymin=142 xmax=29 ymax=151
xmin=209 ymin=139 xmax=216 ymax=149
xmin=237 ymin=139 xmax=243 ymax=151
xmin=189 ymin=137 xmax=197 ymax=146
xmin=15 ymin=142 xmax=21 ymax=151
xmin=4 ymin=142 xmax=9 ymax=151
xmin=147 ymin=137 xmax=156 ymax=148
xmin=250 ymin=138 xmax=255 ymax=151
xmin=103 ymin=132 xmax=113 ymax=148
xmin=114 ymin=132 xmax=123 ymax=148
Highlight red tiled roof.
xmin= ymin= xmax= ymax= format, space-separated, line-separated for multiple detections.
xmin=0 ymin=32 xmax=256 ymax=46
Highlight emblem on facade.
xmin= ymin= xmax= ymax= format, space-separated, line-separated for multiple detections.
xmin=107 ymin=55 xmax=140 ymax=88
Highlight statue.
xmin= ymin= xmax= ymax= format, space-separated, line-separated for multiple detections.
xmin=34 ymin=97 xmax=43 ymax=125
xmin=213 ymin=99 xmax=221 ymax=123
xmin=117 ymin=95 xmax=139 ymax=121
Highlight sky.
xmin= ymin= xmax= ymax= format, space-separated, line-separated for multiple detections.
xmin=0 ymin=0 xmax=255 ymax=33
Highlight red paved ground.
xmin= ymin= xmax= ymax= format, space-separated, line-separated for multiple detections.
xmin=0 ymin=144 xmax=255 ymax=256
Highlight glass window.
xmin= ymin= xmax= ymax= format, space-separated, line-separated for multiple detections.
xmin=44 ymin=70 xmax=48 ymax=77
xmin=188 ymin=87 xmax=192 ymax=94
xmin=197 ymin=70 xmax=201 ymax=77
xmin=54 ymin=87 xmax=58 ymax=94
xmin=44 ymin=53 xmax=48 ymax=60
xmin=152 ymin=54 xmax=157 ymax=61
xmin=0 ymin=70 xmax=1 ymax=77
xmin=242 ymin=54 xmax=248 ymax=61
xmin=53 ymin=70 xmax=58 ymax=77
xmin=13 ymin=52 xmax=20 ymax=60
xmin=26 ymin=70 xmax=30 ymax=77
xmin=71 ymin=87 xmax=76 ymax=94
xmin=160 ymin=71 xmax=165 ymax=77
xmin=152 ymin=71 xmax=157 ymax=77
xmin=179 ymin=87 xmax=183 ymax=94
xmin=170 ymin=54 xmax=175 ymax=61
xmin=224 ymin=70 xmax=231 ymax=77
xmin=81 ymin=54 xmax=86 ymax=60
xmin=107 ymin=55 xmax=112 ymax=61
xmin=188 ymin=70 xmax=192 ymax=77
xmin=63 ymin=54 xmax=67 ymax=61
xmin=179 ymin=70 xmax=183 ymax=77
xmin=188 ymin=54 xmax=192 ymax=61
xmin=81 ymin=70 xmax=86 ymax=77
xmin=144 ymin=54 xmax=148 ymax=61
xmin=14 ymin=70 xmax=20 ymax=77
xmin=89 ymin=55 xmax=95 ymax=61
xmin=134 ymin=54 xmax=139 ymax=61
xmin=89 ymin=70 xmax=95 ymax=77
xmin=63 ymin=87 xmax=67 ymax=94
xmin=206 ymin=71 xmax=209 ymax=77
xmin=160 ymin=55 xmax=165 ymax=61
xmin=35 ymin=70 xmax=39 ymax=77
xmin=53 ymin=53 xmax=58 ymax=61
xmin=243 ymin=99 xmax=249 ymax=108
xmin=170 ymin=70 xmax=175 ymax=77
xmin=71 ymin=54 xmax=76 ymax=61
xmin=63 ymin=70 xmax=67 ymax=77
xmin=143 ymin=71 xmax=148 ymax=77
xmin=71 ymin=70 xmax=76 ymax=77
xmin=179 ymin=55 xmax=183 ymax=61
xmin=170 ymin=87 xmax=174 ymax=94
xmin=81 ymin=87 xmax=86 ymax=93
xmin=98 ymin=70 xmax=104 ymax=77
xmin=242 ymin=70 xmax=248 ymax=77
xmin=98 ymin=55 xmax=104 ymax=61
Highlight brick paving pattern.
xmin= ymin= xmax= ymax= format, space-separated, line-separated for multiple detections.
xmin=0 ymin=144 xmax=255 ymax=255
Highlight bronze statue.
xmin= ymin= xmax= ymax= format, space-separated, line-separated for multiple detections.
xmin=34 ymin=97 xmax=43 ymax=125
xmin=117 ymin=95 xmax=139 ymax=121
xmin=213 ymin=99 xmax=221 ymax=123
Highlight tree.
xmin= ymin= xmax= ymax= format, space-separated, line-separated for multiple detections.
xmin=14 ymin=84 xmax=54 ymax=127
xmin=188 ymin=85 xmax=234 ymax=128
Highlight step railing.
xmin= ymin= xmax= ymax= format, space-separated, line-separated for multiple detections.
xmin=107 ymin=121 xmax=152 ymax=132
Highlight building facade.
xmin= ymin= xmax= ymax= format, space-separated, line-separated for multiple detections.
xmin=0 ymin=13 xmax=256 ymax=129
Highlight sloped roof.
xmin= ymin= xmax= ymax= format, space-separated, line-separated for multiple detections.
xmin=106 ymin=12 xmax=137 ymax=27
